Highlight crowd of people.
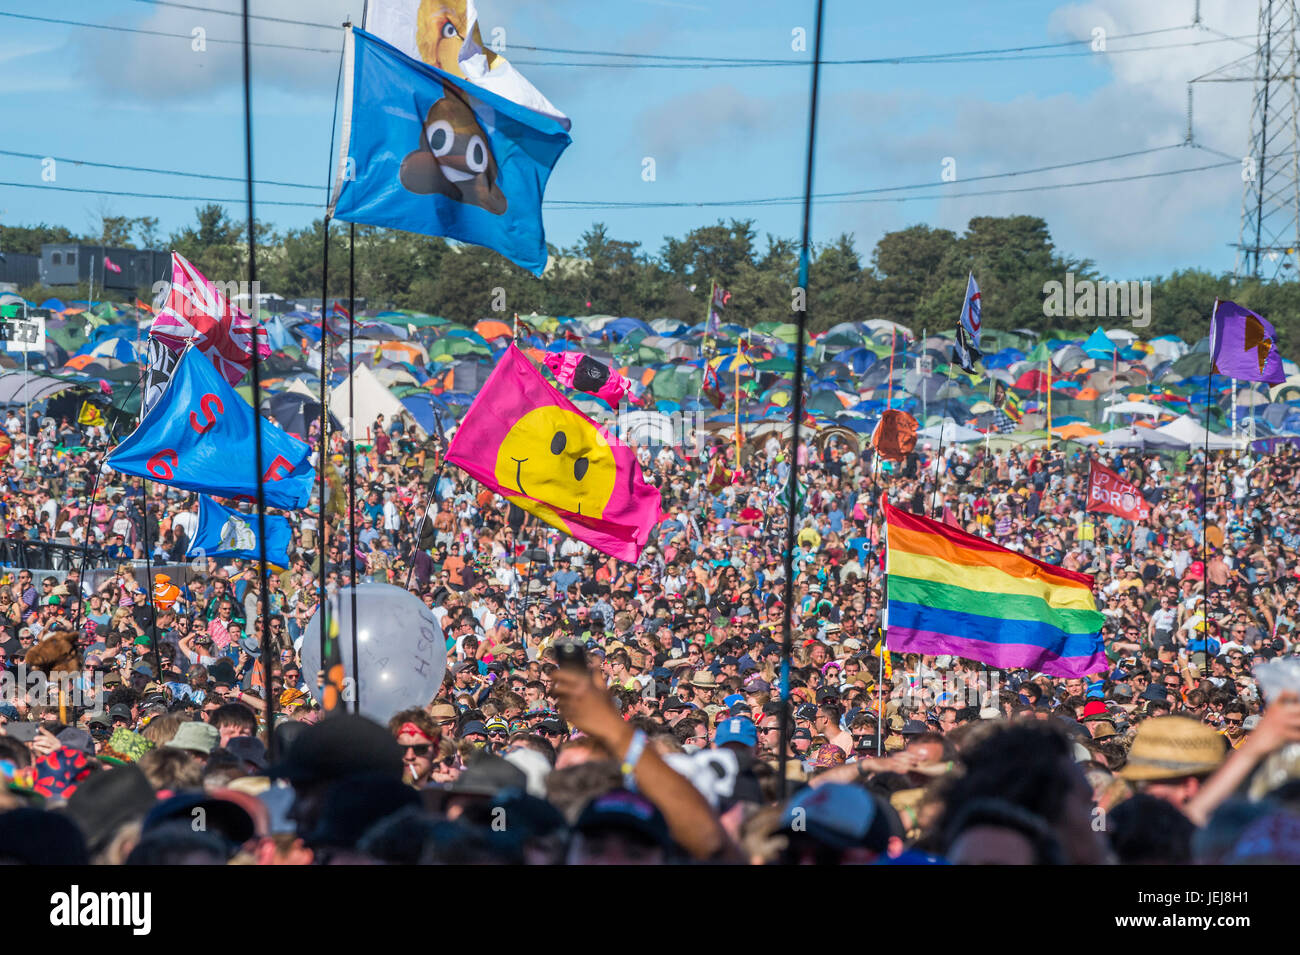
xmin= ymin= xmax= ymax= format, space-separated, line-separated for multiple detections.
xmin=2 ymin=398 xmax=1300 ymax=865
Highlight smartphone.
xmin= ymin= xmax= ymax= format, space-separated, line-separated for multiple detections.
xmin=555 ymin=639 xmax=587 ymax=671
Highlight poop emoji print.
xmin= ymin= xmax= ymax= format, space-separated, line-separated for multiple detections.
xmin=331 ymin=27 xmax=571 ymax=275
xmin=400 ymin=82 xmax=507 ymax=215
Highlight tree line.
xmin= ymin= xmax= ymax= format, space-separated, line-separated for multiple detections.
xmin=4 ymin=206 xmax=1298 ymax=341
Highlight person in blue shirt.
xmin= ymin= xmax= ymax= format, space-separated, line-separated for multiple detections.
xmin=550 ymin=555 xmax=580 ymax=592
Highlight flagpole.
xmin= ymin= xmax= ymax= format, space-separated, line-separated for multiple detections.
xmin=347 ymin=222 xmax=360 ymax=715
xmin=139 ymin=481 xmax=160 ymax=676
xmin=1201 ymin=299 xmax=1218 ymax=622
xmin=928 ymin=362 xmax=956 ymax=519
xmin=318 ymin=226 xmax=331 ymax=697
xmin=241 ymin=0 xmax=277 ymax=755
xmin=778 ymin=0 xmax=824 ymax=800
xmin=1046 ymin=356 xmax=1053 ymax=450
xmin=316 ymin=19 xmax=347 ymax=714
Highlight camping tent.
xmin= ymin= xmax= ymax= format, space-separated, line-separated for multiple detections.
xmin=1151 ymin=414 xmax=1241 ymax=450
xmin=331 ymin=362 xmax=425 ymax=439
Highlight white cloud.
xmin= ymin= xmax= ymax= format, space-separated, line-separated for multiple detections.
xmin=815 ymin=1 xmax=1265 ymax=277
xmin=72 ymin=2 xmax=353 ymax=103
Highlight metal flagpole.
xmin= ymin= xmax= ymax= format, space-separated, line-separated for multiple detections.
xmin=316 ymin=19 xmax=347 ymax=712
xmin=241 ymin=0 xmax=277 ymax=755
xmin=1201 ymin=300 xmax=1218 ymax=620
xmin=21 ymin=329 xmax=29 ymax=465
xmin=346 ymin=225 xmax=361 ymax=715
xmin=1046 ymin=356 xmax=1053 ymax=450
xmin=318 ymin=233 xmax=332 ymax=688
xmin=778 ymin=0 xmax=824 ymax=799
xmin=921 ymin=327 xmax=928 ymax=426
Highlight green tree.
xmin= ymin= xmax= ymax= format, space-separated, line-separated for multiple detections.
xmin=868 ymin=224 xmax=958 ymax=324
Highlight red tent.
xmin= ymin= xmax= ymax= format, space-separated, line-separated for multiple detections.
xmin=1013 ymin=370 xmax=1050 ymax=391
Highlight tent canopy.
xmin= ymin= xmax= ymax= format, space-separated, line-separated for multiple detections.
xmin=330 ymin=362 xmax=425 ymax=439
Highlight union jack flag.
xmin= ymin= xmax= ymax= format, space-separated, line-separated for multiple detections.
xmin=149 ymin=252 xmax=269 ymax=385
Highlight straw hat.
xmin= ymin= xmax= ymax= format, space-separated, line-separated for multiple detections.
xmin=1118 ymin=716 xmax=1227 ymax=782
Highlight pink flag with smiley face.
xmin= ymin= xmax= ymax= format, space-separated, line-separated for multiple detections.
xmin=446 ymin=344 xmax=662 ymax=562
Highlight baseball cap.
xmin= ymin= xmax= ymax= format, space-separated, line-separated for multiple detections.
xmin=573 ymin=789 xmax=673 ymax=848
xmin=779 ymin=783 xmax=892 ymax=852
xmin=713 ymin=716 xmax=758 ymax=748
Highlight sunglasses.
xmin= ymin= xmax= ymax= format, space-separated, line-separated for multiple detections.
xmin=402 ymin=743 xmax=433 ymax=757
xmin=486 ymin=730 xmax=508 ymax=739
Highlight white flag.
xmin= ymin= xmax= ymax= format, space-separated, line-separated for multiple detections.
xmin=367 ymin=0 xmax=570 ymax=128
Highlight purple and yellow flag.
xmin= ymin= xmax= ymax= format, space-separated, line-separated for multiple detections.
xmin=446 ymin=344 xmax=661 ymax=561
xmin=1212 ymin=300 xmax=1286 ymax=384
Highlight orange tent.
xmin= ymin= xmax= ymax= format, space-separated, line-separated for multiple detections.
xmin=1076 ymin=387 xmax=1100 ymax=401
xmin=473 ymin=319 xmax=513 ymax=341
xmin=63 ymin=355 xmax=98 ymax=371
xmin=1052 ymin=423 xmax=1100 ymax=439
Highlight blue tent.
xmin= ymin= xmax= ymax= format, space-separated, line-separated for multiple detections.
xmin=39 ymin=298 xmax=67 ymax=313
xmin=400 ymin=393 xmax=447 ymax=435
xmin=599 ymin=317 xmax=652 ymax=342
xmin=983 ymin=347 xmax=1025 ymax=369
xmin=836 ymin=346 xmax=878 ymax=375
xmin=1082 ymin=327 xmax=1116 ymax=360
xmin=90 ymin=322 xmax=137 ymax=345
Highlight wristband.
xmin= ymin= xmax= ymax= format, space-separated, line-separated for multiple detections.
xmin=620 ymin=729 xmax=648 ymax=792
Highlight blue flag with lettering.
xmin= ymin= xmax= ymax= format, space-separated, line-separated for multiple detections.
xmin=107 ymin=347 xmax=315 ymax=509
xmin=330 ymin=28 xmax=571 ymax=276
xmin=186 ymin=495 xmax=291 ymax=567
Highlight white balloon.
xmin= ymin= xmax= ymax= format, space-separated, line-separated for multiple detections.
xmin=298 ymin=583 xmax=447 ymax=723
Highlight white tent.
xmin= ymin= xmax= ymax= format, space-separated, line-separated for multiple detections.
xmin=1148 ymin=337 xmax=1189 ymax=361
xmin=865 ymin=318 xmax=915 ymax=339
xmin=1078 ymin=426 xmax=1186 ymax=450
xmin=919 ymin=419 xmax=984 ymax=443
xmin=330 ymin=362 xmax=424 ymax=439
xmin=1102 ymin=401 xmax=1165 ymax=418
xmin=1151 ymin=414 xmax=1240 ymax=450
xmin=618 ymin=410 xmax=680 ymax=446
xmin=1105 ymin=328 xmax=1139 ymax=343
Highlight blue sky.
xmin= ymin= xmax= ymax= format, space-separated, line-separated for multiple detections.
xmin=0 ymin=0 xmax=1263 ymax=279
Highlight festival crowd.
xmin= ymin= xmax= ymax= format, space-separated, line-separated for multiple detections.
xmin=2 ymin=402 xmax=1300 ymax=865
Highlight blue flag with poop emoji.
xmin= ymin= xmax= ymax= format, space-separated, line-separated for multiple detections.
xmin=330 ymin=27 xmax=571 ymax=275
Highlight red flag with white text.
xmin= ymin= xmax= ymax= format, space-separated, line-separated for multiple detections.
xmin=1086 ymin=461 xmax=1149 ymax=522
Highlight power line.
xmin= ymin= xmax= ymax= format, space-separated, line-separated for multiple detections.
xmin=0 ymin=10 xmax=1250 ymax=67
xmin=0 ymin=10 xmax=338 ymax=53
xmin=0 ymin=148 xmax=318 ymax=190
xmin=0 ymin=178 xmax=316 ymax=207
xmin=512 ymin=24 xmax=1194 ymax=63
xmin=0 ymin=141 xmax=1196 ymax=205
xmin=123 ymin=0 xmax=343 ymax=30
xmin=550 ymin=161 xmax=1238 ymax=210
xmin=0 ymin=158 xmax=1237 ymax=212
xmin=548 ymin=143 xmax=1191 ymax=207
xmin=112 ymin=3 xmax=1200 ymax=63
xmin=509 ymin=34 xmax=1256 ymax=69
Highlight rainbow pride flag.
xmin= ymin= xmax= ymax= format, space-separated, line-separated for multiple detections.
xmin=885 ymin=502 xmax=1107 ymax=677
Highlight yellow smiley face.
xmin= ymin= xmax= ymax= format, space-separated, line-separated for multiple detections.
xmin=495 ymin=406 xmax=617 ymax=530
